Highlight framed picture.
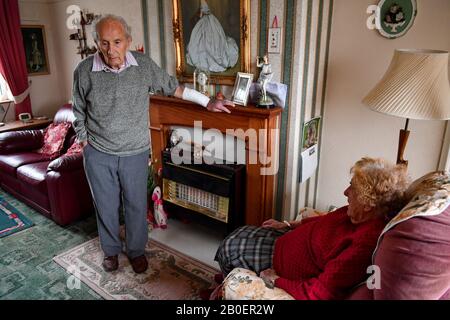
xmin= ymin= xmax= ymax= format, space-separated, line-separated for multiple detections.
xmin=21 ymin=25 xmax=50 ymax=76
xmin=172 ymin=0 xmax=251 ymax=86
xmin=302 ymin=117 xmax=321 ymax=150
xmin=231 ymin=72 xmax=253 ymax=106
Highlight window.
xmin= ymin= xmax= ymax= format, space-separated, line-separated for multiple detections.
xmin=0 ymin=74 xmax=13 ymax=102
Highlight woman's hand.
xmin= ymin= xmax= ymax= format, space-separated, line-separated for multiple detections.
xmin=261 ymin=219 xmax=289 ymax=230
xmin=259 ymin=268 xmax=279 ymax=288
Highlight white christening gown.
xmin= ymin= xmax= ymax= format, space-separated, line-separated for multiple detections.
xmin=186 ymin=3 xmax=239 ymax=73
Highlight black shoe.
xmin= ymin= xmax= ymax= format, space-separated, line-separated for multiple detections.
xmin=129 ymin=255 xmax=148 ymax=274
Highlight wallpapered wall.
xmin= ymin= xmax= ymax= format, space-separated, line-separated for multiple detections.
xmin=318 ymin=0 xmax=450 ymax=211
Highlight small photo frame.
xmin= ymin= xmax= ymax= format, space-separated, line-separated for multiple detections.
xmin=302 ymin=117 xmax=321 ymax=151
xmin=21 ymin=25 xmax=50 ymax=76
xmin=231 ymin=72 xmax=253 ymax=106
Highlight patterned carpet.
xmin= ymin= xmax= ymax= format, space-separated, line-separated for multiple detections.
xmin=54 ymin=237 xmax=218 ymax=300
xmin=0 ymin=189 xmax=218 ymax=300
xmin=0 ymin=189 xmax=101 ymax=300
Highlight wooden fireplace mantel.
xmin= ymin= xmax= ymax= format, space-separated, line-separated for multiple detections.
xmin=149 ymin=96 xmax=282 ymax=226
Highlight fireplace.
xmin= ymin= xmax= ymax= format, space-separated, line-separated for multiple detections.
xmin=161 ymin=149 xmax=245 ymax=232
xmin=149 ymin=96 xmax=282 ymax=226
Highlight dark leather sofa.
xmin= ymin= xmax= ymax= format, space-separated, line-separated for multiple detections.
xmin=0 ymin=104 xmax=93 ymax=226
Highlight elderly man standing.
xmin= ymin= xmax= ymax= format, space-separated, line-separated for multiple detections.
xmin=72 ymin=14 xmax=233 ymax=274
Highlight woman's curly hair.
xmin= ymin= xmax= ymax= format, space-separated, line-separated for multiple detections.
xmin=350 ymin=157 xmax=411 ymax=219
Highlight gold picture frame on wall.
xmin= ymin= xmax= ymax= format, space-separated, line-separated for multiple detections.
xmin=172 ymin=0 xmax=250 ymax=86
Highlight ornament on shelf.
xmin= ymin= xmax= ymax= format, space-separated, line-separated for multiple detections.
xmin=193 ymin=68 xmax=210 ymax=97
xmin=68 ymin=10 xmax=99 ymax=59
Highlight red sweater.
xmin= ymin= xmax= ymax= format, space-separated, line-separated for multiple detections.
xmin=273 ymin=206 xmax=386 ymax=300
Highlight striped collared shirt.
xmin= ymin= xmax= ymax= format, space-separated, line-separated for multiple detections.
xmin=92 ymin=51 xmax=138 ymax=73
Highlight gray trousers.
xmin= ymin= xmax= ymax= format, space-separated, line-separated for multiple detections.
xmin=83 ymin=144 xmax=149 ymax=259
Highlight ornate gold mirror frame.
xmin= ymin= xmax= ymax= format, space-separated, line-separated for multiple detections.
xmin=172 ymin=0 xmax=250 ymax=86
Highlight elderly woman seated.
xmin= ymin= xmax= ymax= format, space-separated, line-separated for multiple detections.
xmin=214 ymin=157 xmax=410 ymax=300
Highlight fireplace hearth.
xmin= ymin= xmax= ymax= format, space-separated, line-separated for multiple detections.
xmin=162 ymin=149 xmax=245 ymax=233
xmin=149 ymin=96 xmax=282 ymax=226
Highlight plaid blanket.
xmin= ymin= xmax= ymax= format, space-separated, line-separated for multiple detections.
xmin=215 ymin=225 xmax=288 ymax=275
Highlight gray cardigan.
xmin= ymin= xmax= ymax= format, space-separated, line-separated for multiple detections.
xmin=72 ymin=51 xmax=178 ymax=156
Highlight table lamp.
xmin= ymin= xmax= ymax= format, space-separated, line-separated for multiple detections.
xmin=363 ymin=49 xmax=450 ymax=166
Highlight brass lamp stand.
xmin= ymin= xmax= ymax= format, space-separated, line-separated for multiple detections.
xmin=396 ymin=119 xmax=410 ymax=167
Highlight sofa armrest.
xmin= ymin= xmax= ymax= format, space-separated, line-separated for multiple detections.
xmin=46 ymin=168 xmax=94 ymax=226
xmin=48 ymin=153 xmax=84 ymax=172
xmin=0 ymin=130 xmax=44 ymax=154
xmin=372 ymin=211 xmax=450 ymax=300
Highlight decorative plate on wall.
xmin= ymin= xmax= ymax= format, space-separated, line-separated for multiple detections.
xmin=377 ymin=0 xmax=417 ymax=39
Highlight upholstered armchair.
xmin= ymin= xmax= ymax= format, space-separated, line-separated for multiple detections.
xmin=0 ymin=104 xmax=94 ymax=226
xmin=221 ymin=171 xmax=450 ymax=300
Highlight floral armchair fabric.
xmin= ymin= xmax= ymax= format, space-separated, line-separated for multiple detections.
xmin=222 ymin=268 xmax=294 ymax=300
xmin=221 ymin=171 xmax=450 ymax=300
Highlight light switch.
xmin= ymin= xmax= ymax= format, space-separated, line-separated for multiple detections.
xmin=268 ymin=28 xmax=282 ymax=54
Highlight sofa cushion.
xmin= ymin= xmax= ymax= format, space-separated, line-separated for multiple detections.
xmin=0 ymin=129 xmax=44 ymax=154
xmin=37 ymin=122 xmax=72 ymax=159
xmin=16 ymin=162 xmax=50 ymax=193
xmin=372 ymin=207 xmax=450 ymax=299
xmin=65 ymin=140 xmax=83 ymax=156
xmin=0 ymin=153 xmax=52 ymax=176
xmin=369 ymin=171 xmax=450 ymax=300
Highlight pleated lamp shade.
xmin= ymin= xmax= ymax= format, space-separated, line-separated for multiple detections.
xmin=363 ymin=49 xmax=450 ymax=120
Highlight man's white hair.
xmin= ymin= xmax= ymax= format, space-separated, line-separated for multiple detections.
xmin=92 ymin=14 xmax=132 ymax=42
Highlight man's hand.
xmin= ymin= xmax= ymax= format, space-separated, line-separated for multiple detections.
xmin=206 ymin=98 xmax=234 ymax=114
xmin=175 ymin=86 xmax=235 ymax=113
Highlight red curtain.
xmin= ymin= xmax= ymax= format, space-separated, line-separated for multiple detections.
xmin=0 ymin=0 xmax=32 ymax=119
